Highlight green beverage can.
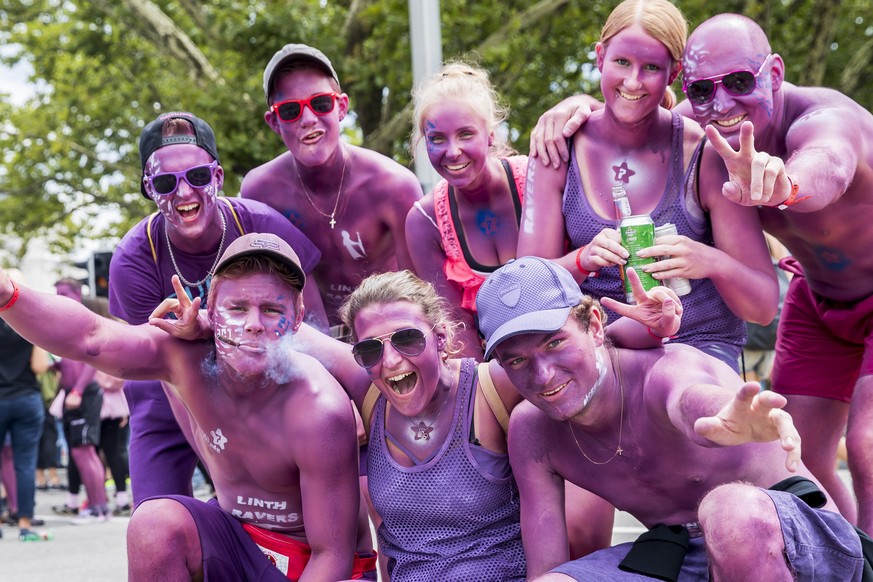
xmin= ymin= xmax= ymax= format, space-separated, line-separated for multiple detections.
xmin=619 ymin=214 xmax=658 ymax=302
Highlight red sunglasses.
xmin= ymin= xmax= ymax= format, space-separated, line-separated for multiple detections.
xmin=270 ymin=92 xmax=339 ymax=123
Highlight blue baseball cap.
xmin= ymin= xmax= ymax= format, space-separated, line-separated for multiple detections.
xmin=477 ymin=257 xmax=584 ymax=359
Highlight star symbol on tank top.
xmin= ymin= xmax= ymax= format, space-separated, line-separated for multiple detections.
xmin=411 ymin=422 xmax=434 ymax=441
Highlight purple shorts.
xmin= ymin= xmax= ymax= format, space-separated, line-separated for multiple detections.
xmin=771 ymin=260 xmax=873 ymax=402
xmin=153 ymin=495 xmax=290 ymax=581
xmin=551 ymin=488 xmax=863 ymax=581
xmin=126 ymin=380 xmax=199 ymax=505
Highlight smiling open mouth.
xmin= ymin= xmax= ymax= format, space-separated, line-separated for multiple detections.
xmin=387 ymin=371 xmax=417 ymax=395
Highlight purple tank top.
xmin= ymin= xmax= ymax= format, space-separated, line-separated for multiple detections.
xmin=563 ymin=112 xmax=746 ymax=350
xmin=368 ymin=358 xmax=525 ymax=581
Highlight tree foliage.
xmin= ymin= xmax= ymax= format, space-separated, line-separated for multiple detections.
xmin=1 ymin=0 xmax=871 ymax=259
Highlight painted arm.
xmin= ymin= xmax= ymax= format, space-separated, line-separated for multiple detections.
xmin=706 ymin=112 xmax=860 ymax=212
xmin=301 ymin=275 xmax=329 ymax=333
xmin=664 ymin=375 xmax=800 ymax=472
xmin=529 ymin=95 xmax=604 ymax=169
xmin=405 ymin=199 xmax=483 ymax=358
xmin=0 ymin=273 xmax=171 ymax=383
xmin=508 ymin=406 xmax=571 ymax=577
xmin=296 ymin=384 xmax=360 ymax=581
xmin=653 ymin=143 xmax=777 ymax=323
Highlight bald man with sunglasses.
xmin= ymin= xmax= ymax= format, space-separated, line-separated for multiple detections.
xmin=240 ymin=44 xmax=422 ymax=341
xmin=531 ymin=13 xmax=873 ymax=535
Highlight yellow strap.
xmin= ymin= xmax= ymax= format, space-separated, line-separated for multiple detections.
xmin=146 ymin=198 xmax=244 ymax=267
xmin=478 ymin=362 xmax=510 ymax=434
xmin=361 ymin=383 xmax=381 ymax=441
xmin=220 ymin=197 xmax=245 ymax=235
xmin=146 ymin=212 xmax=159 ymax=264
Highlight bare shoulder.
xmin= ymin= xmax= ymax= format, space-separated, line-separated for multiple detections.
xmin=240 ymin=153 xmax=294 ymax=200
xmin=508 ymin=400 xmax=560 ymax=453
xmin=281 ymin=352 xmax=355 ymax=422
xmin=349 ymin=145 xmax=421 ymax=199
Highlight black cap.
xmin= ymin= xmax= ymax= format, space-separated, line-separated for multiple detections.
xmin=138 ymin=111 xmax=220 ymax=198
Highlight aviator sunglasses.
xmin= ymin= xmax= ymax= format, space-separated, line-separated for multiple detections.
xmin=144 ymin=160 xmax=219 ymax=196
xmin=352 ymin=325 xmax=437 ymax=368
xmin=682 ymin=54 xmax=772 ymax=105
xmin=270 ymin=92 xmax=340 ymax=123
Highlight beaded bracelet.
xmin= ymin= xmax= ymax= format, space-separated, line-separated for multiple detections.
xmin=777 ymin=176 xmax=812 ymax=210
xmin=0 ymin=279 xmax=20 ymax=313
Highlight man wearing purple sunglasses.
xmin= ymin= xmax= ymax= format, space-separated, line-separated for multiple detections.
xmin=532 ymin=13 xmax=873 ymax=535
xmin=107 ymin=111 xmax=324 ymax=512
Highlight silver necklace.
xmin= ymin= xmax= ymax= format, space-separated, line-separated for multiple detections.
xmin=568 ymin=348 xmax=625 ymax=465
xmin=296 ymin=148 xmax=347 ymax=229
xmin=165 ymin=208 xmax=227 ymax=288
xmin=409 ymin=383 xmax=453 ymax=442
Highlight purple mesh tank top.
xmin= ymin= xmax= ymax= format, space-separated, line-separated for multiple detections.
xmin=563 ymin=112 xmax=746 ymax=350
xmin=368 ymin=358 xmax=525 ymax=581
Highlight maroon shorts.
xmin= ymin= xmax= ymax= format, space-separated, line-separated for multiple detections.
xmin=771 ymin=258 xmax=873 ymax=402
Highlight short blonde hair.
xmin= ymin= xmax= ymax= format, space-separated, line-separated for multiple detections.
xmin=339 ymin=270 xmax=464 ymax=358
xmin=410 ymin=61 xmax=515 ymax=160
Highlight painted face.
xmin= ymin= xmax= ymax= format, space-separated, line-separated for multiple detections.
xmin=423 ymin=99 xmax=491 ymax=191
xmin=683 ymin=36 xmax=775 ymax=147
xmin=493 ymin=316 xmax=605 ymax=422
xmin=145 ymin=144 xmax=222 ymax=239
xmin=597 ymin=24 xmax=677 ymax=125
xmin=267 ymin=67 xmax=349 ymax=168
xmin=55 ymin=283 xmax=82 ymax=302
xmin=353 ymin=301 xmax=445 ymax=419
xmin=209 ymin=273 xmax=302 ymax=379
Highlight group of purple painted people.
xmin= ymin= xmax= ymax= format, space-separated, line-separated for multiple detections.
xmin=2 ymin=0 xmax=873 ymax=579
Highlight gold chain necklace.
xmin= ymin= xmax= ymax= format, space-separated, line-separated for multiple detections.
xmin=568 ymin=348 xmax=625 ymax=465
xmin=296 ymin=147 xmax=346 ymax=230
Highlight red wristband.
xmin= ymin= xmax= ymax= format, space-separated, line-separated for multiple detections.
xmin=777 ymin=176 xmax=811 ymax=210
xmin=648 ymin=327 xmax=677 ymax=343
xmin=575 ymin=246 xmax=590 ymax=277
xmin=0 ymin=279 xmax=20 ymax=313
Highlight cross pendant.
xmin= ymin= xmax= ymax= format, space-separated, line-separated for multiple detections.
xmin=616 ymin=446 xmax=623 ymax=456
xmin=329 ymin=215 xmax=336 ymax=229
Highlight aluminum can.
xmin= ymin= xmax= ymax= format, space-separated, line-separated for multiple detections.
xmin=654 ymin=223 xmax=692 ymax=296
xmin=619 ymin=214 xmax=658 ymax=302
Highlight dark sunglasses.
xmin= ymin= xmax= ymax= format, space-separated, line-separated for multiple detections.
xmin=352 ymin=325 xmax=437 ymax=368
xmin=270 ymin=92 xmax=339 ymax=123
xmin=144 ymin=160 xmax=219 ymax=196
xmin=682 ymin=55 xmax=771 ymax=105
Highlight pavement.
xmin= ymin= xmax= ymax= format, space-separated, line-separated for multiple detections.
xmin=0 ymin=468 xmax=853 ymax=581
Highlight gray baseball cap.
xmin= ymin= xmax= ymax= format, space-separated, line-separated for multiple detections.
xmin=477 ymin=257 xmax=584 ymax=359
xmin=215 ymin=232 xmax=306 ymax=291
xmin=263 ymin=43 xmax=339 ymax=103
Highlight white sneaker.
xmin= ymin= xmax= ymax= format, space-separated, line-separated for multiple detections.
xmin=70 ymin=510 xmax=110 ymax=525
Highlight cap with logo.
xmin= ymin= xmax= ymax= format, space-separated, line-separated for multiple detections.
xmin=476 ymin=256 xmax=584 ymax=359
xmin=263 ymin=43 xmax=340 ymax=103
xmin=138 ymin=111 xmax=220 ymax=199
xmin=214 ymin=233 xmax=306 ymax=291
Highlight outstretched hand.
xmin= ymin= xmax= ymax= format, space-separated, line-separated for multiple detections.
xmin=705 ymin=122 xmax=793 ymax=207
xmin=601 ymin=267 xmax=682 ymax=338
xmin=148 ymin=275 xmax=210 ymax=341
xmin=694 ymin=382 xmax=800 ymax=472
xmin=529 ymin=95 xmax=602 ymax=169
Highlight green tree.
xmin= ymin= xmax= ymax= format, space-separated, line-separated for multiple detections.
xmin=1 ymin=0 xmax=871 ymax=260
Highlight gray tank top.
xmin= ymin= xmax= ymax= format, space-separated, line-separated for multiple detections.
xmin=563 ymin=112 xmax=746 ymax=349
xmin=368 ymin=358 xmax=526 ymax=581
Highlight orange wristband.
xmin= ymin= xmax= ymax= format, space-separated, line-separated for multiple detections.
xmin=575 ymin=246 xmax=590 ymax=277
xmin=777 ymin=176 xmax=812 ymax=210
xmin=0 ymin=279 xmax=20 ymax=312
